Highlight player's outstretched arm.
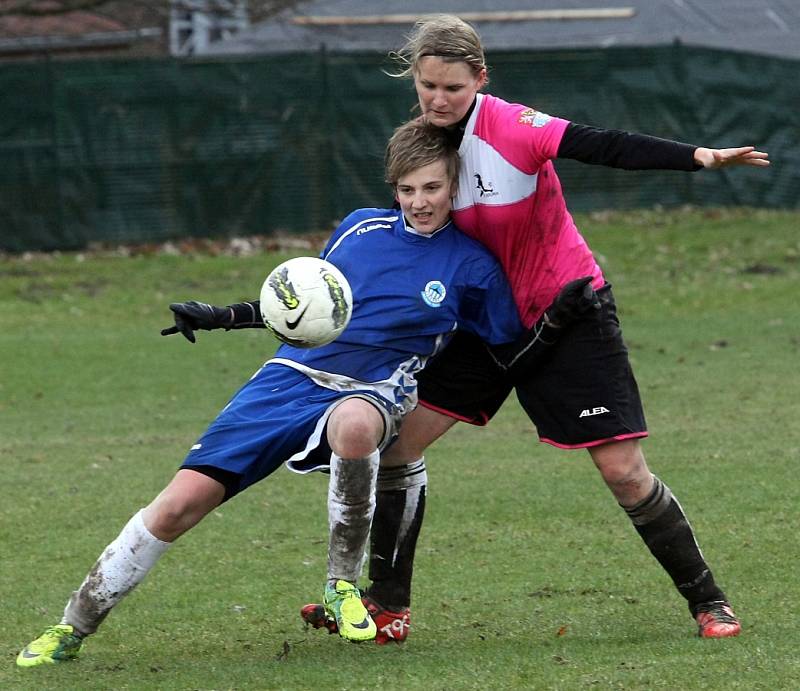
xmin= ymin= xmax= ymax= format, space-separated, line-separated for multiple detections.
xmin=557 ymin=124 xmax=770 ymax=172
xmin=161 ymin=300 xmax=265 ymax=342
xmin=693 ymin=146 xmax=770 ymax=169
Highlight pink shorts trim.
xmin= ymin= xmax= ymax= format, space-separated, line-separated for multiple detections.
xmin=540 ymin=431 xmax=648 ymax=450
xmin=417 ymin=399 xmax=490 ymax=426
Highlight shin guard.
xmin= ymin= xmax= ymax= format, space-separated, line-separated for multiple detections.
xmin=624 ymin=475 xmax=726 ymax=607
xmin=62 ymin=509 xmax=171 ymax=635
xmin=367 ymin=458 xmax=427 ymax=609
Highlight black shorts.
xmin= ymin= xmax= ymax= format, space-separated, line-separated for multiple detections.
xmin=416 ymin=286 xmax=648 ymax=448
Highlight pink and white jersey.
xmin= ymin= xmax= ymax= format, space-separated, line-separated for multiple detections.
xmin=452 ymin=93 xmax=604 ymax=326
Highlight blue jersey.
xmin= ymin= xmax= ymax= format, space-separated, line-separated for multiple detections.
xmin=182 ymin=209 xmax=522 ymax=494
xmin=271 ymin=209 xmax=522 ymax=416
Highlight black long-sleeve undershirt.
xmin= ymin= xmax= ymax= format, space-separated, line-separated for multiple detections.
xmin=557 ymin=122 xmax=703 ymax=171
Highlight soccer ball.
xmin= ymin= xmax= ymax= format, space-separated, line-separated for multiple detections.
xmin=259 ymin=257 xmax=353 ymax=348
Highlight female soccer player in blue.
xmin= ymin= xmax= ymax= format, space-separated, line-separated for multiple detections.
xmin=17 ymin=118 xmax=596 ymax=665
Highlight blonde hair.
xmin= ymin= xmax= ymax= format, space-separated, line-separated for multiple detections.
xmin=384 ymin=119 xmax=460 ymax=191
xmin=388 ymin=14 xmax=488 ymax=82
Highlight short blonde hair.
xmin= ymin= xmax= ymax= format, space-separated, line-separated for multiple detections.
xmin=389 ymin=14 xmax=488 ymax=81
xmin=384 ymin=119 xmax=460 ymax=190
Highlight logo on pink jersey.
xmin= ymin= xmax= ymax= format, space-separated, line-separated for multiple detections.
xmin=518 ymin=108 xmax=552 ymax=128
xmin=473 ymin=173 xmax=498 ymax=198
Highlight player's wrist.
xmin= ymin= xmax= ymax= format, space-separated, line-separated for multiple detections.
xmin=228 ymin=300 xmax=263 ymax=329
xmin=693 ymin=147 xmax=713 ymax=169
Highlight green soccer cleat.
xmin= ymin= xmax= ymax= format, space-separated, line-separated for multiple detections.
xmin=16 ymin=624 xmax=84 ymax=667
xmin=323 ymin=580 xmax=377 ymax=642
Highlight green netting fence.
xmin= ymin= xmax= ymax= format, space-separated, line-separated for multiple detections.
xmin=1 ymin=44 xmax=797 ymax=252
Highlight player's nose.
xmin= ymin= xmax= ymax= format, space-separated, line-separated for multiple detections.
xmin=431 ymin=90 xmax=448 ymax=107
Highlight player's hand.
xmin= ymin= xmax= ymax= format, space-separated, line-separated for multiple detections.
xmin=544 ymin=276 xmax=601 ymax=328
xmin=693 ymin=146 xmax=770 ymax=169
xmin=160 ymin=301 xmax=233 ymax=343
xmin=489 ymin=277 xmax=599 ymax=374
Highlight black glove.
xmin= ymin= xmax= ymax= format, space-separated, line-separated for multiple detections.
xmin=543 ymin=275 xmax=601 ymax=327
xmin=489 ymin=276 xmax=600 ymax=373
xmin=160 ymin=301 xmax=233 ymax=343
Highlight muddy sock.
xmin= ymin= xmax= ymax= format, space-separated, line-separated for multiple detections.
xmin=327 ymin=450 xmax=380 ymax=583
xmin=62 ymin=509 xmax=171 ymax=635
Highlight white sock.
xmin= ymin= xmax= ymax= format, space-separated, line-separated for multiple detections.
xmin=62 ymin=509 xmax=171 ymax=635
xmin=327 ymin=450 xmax=379 ymax=583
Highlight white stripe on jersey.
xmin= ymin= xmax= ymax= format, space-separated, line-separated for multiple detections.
xmin=324 ymin=215 xmax=399 ymax=259
xmin=454 ymin=135 xmax=539 ymax=211
xmin=268 ymin=354 xmax=425 ymax=418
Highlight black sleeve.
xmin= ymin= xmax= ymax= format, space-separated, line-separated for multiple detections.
xmin=228 ymin=300 xmax=266 ymax=329
xmin=557 ymin=122 xmax=703 ymax=171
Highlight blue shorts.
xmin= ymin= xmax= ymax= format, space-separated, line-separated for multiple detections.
xmin=180 ymin=363 xmax=394 ymax=499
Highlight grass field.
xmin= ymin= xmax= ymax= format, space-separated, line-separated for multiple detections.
xmin=2 ymin=207 xmax=799 ymax=690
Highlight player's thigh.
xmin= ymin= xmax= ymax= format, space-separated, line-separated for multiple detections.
xmin=515 ymin=287 xmax=647 ymax=447
xmin=381 ymin=404 xmax=459 ymax=466
xmin=416 ymin=330 xmax=513 ymax=425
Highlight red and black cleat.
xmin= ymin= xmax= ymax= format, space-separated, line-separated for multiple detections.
xmin=300 ymin=603 xmax=338 ymax=635
xmin=365 ymin=596 xmax=410 ymax=645
xmin=693 ymin=600 xmax=742 ymax=638
xmin=301 ymin=595 xmax=410 ymax=645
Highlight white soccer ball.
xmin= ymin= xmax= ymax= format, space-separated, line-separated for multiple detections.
xmin=259 ymin=257 xmax=353 ymax=348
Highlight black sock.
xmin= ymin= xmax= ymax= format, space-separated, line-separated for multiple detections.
xmin=365 ymin=460 xmax=427 ymax=610
xmin=624 ymin=475 xmax=726 ymax=610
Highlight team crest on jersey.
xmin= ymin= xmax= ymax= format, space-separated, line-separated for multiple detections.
xmin=421 ymin=280 xmax=446 ymax=307
xmin=518 ymin=108 xmax=552 ymax=128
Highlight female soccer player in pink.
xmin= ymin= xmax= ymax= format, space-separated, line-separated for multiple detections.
xmin=305 ymin=14 xmax=768 ymax=643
